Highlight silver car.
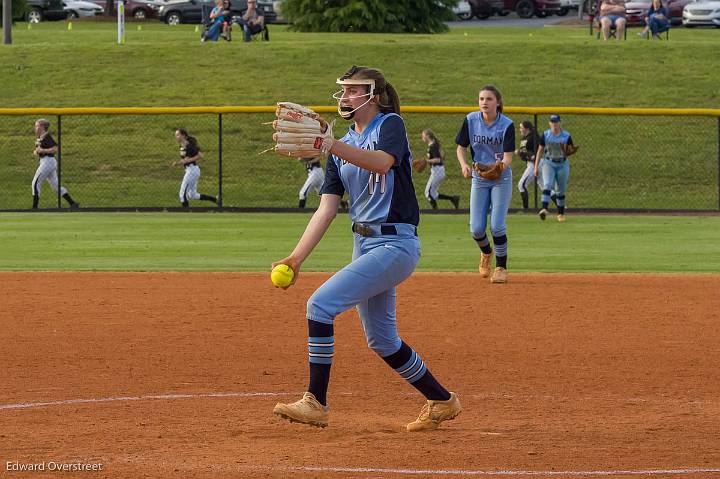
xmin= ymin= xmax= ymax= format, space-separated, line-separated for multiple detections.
xmin=683 ymin=0 xmax=720 ymax=26
xmin=63 ymin=0 xmax=103 ymax=17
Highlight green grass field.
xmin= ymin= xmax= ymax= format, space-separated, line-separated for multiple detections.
xmin=1 ymin=212 xmax=718 ymax=272
xmin=1 ymin=22 xmax=719 ymax=211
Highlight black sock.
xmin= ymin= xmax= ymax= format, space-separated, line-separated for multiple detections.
xmin=181 ymin=200 xmax=189 ymax=208
xmin=298 ymin=198 xmax=306 ymax=208
xmin=559 ymin=206 xmax=565 ymax=214
xmin=199 ymin=194 xmax=217 ymax=203
xmin=32 ymin=195 xmax=39 ymax=209
xmin=474 ymin=234 xmax=493 ymax=254
xmin=542 ymin=202 xmax=549 ymax=209
xmin=437 ymin=194 xmax=453 ymax=201
xmin=307 ymin=320 xmax=333 ymax=406
xmin=429 ymin=198 xmax=438 ymax=209
xmin=382 ymin=342 xmax=450 ymax=401
xmin=520 ymin=191 xmax=529 ymax=209
xmin=493 ymin=234 xmax=508 ymax=268
xmin=62 ymin=193 xmax=76 ymax=205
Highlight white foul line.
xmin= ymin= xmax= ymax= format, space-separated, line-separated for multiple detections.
xmin=292 ymin=466 xmax=720 ymax=477
xmin=0 ymin=391 xmax=292 ymax=411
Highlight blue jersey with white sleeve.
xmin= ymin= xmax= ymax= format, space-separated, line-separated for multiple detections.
xmin=321 ymin=112 xmax=419 ymax=226
xmin=456 ymin=111 xmax=515 ymax=184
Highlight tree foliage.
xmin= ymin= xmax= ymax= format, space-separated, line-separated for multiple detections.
xmin=1 ymin=0 xmax=29 ymax=21
xmin=283 ymin=0 xmax=457 ymax=33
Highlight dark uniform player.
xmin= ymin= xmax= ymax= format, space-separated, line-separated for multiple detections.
xmin=421 ymin=129 xmax=460 ymax=210
xmin=174 ymin=129 xmax=217 ymax=208
xmin=31 ymin=119 xmax=79 ymax=209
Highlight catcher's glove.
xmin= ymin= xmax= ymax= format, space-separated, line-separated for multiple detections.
xmin=269 ymin=102 xmax=334 ymax=159
xmin=473 ymin=160 xmax=505 ymax=180
xmin=563 ymin=144 xmax=580 ymax=156
xmin=412 ymin=158 xmax=427 ymax=173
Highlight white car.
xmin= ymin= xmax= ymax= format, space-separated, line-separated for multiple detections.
xmin=63 ymin=0 xmax=103 ymax=17
xmin=683 ymin=0 xmax=720 ymax=26
xmin=453 ymin=0 xmax=473 ymax=20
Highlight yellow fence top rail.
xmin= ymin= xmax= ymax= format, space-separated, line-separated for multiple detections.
xmin=0 ymin=106 xmax=719 ymax=117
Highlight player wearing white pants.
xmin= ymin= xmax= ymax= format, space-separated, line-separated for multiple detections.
xmin=298 ymin=158 xmax=324 ymax=209
xmin=32 ymin=119 xmax=79 ymax=209
xmin=174 ymin=128 xmax=217 ymax=208
xmin=421 ymin=129 xmax=459 ymax=210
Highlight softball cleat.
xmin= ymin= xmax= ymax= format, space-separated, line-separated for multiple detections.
xmin=490 ymin=267 xmax=508 ymax=284
xmin=479 ymin=250 xmax=493 ymax=278
xmin=538 ymin=208 xmax=548 ymax=221
xmin=557 ymin=214 xmax=566 ymax=222
xmin=273 ymin=392 xmax=329 ymax=428
xmin=407 ymin=392 xmax=462 ymax=432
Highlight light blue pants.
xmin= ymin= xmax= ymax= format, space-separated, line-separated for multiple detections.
xmin=541 ymin=159 xmax=570 ymax=206
xmin=469 ymin=174 xmax=513 ymax=238
xmin=306 ymin=224 xmax=420 ymax=357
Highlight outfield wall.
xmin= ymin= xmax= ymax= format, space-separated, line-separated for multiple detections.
xmin=1 ymin=106 xmax=718 ymax=211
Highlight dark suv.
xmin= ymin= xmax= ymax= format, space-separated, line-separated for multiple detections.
xmin=469 ymin=0 xmax=561 ymax=18
xmin=158 ymin=0 xmax=276 ymax=24
xmin=87 ymin=0 xmax=161 ymax=19
xmin=25 ymin=0 xmax=68 ymax=22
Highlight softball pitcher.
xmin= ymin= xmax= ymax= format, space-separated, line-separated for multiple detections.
xmin=174 ymin=129 xmax=217 ymax=208
xmin=272 ymin=66 xmax=461 ymax=432
xmin=31 ymin=119 xmax=79 ymax=209
xmin=533 ymin=114 xmax=576 ymax=222
xmin=420 ymin=129 xmax=460 ymax=210
xmin=456 ymin=85 xmax=515 ymax=283
xmin=297 ymin=157 xmax=324 ymax=209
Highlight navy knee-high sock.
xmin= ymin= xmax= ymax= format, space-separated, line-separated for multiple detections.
xmin=307 ymin=319 xmax=333 ymax=406
xmin=493 ymin=234 xmax=508 ymax=269
xmin=382 ymin=341 xmax=450 ymax=401
xmin=473 ymin=234 xmax=493 ymax=254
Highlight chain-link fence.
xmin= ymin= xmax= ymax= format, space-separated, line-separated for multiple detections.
xmin=1 ymin=106 xmax=718 ymax=211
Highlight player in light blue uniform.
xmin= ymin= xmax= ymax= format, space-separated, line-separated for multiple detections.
xmin=455 ymin=85 xmax=515 ymax=284
xmin=534 ymin=114 xmax=574 ymax=222
xmin=272 ymin=66 xmax=461 ymax=432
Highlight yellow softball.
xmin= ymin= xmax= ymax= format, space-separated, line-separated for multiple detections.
xmin=270 ymin=264 xmax=295 ymax=288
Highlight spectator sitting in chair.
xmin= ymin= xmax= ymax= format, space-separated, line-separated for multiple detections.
xmin=237 ymin=0 xmax=265 ymax=42
xmin=220 ymin=0 xmax=232 ymax=40
xmin=599 ymin=0 xmax=627 ymax=41
xmin=201 ymin=0 xmax=226 ymax=42
xmin=638 ymin=0 xmax=669 ymax=39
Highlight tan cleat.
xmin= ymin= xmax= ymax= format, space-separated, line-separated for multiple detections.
xmin=557 ymin=214 xmax=566 ymax=222
xmin=479 ymin=250 xmax=493 ymax=278
xmin=538 ymin=208 xmax=548 ymax=221
xmin=407 ymin=392 xmax=462 ymax=432
xmin=490 ymin=267 xmax=508 ymax=284
xmin=273 ymin=392 xmax=329 ymax=428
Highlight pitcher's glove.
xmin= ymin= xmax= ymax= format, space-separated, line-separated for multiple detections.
xmin=412 ymin=158 xmax=427 ymax=173
xmin=563 ymin=144 xmax=580 ymax=156
xmin=474 ymin=160 xmax=505 ymax=180
xmin=270 ymin=102 xmax=334 ymax=158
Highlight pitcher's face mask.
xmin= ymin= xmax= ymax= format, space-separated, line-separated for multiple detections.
xmin=332 ymin=78 xmax=376 ymax=120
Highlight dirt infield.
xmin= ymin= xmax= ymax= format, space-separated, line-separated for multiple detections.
xmin=2 ymin=272 xmax=720 ymax=479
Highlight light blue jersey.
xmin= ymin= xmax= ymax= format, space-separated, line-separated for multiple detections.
xmin=540 ymin=129 xmax=573 ymax=161
xmin=456 ymin=111 xmax=515 ymax=186
xmin=322 ymin=113 xmax=419 ymax=226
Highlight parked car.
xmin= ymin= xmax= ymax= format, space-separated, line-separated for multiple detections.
xmin=625 ymin=0 xmax=692 ymax=25
xmin=26 ymin=0 xmax=68 ymax=22
xmin=557 ymin=0 xmax=579 ymax=15
xmin=86 ymin=0 xmax=161 ymax=19
xmin=63 ymin=0 xmax=104 ymax=17
xmin=158 ymin=0 xmax=275 ymax=24
xmin=508 ymin=0 xmax=562 ymax=17
xmin=683 ymin=0 xmax=720 ymax=26
xmin=454 ymin=0 xmax=473 ymax=19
